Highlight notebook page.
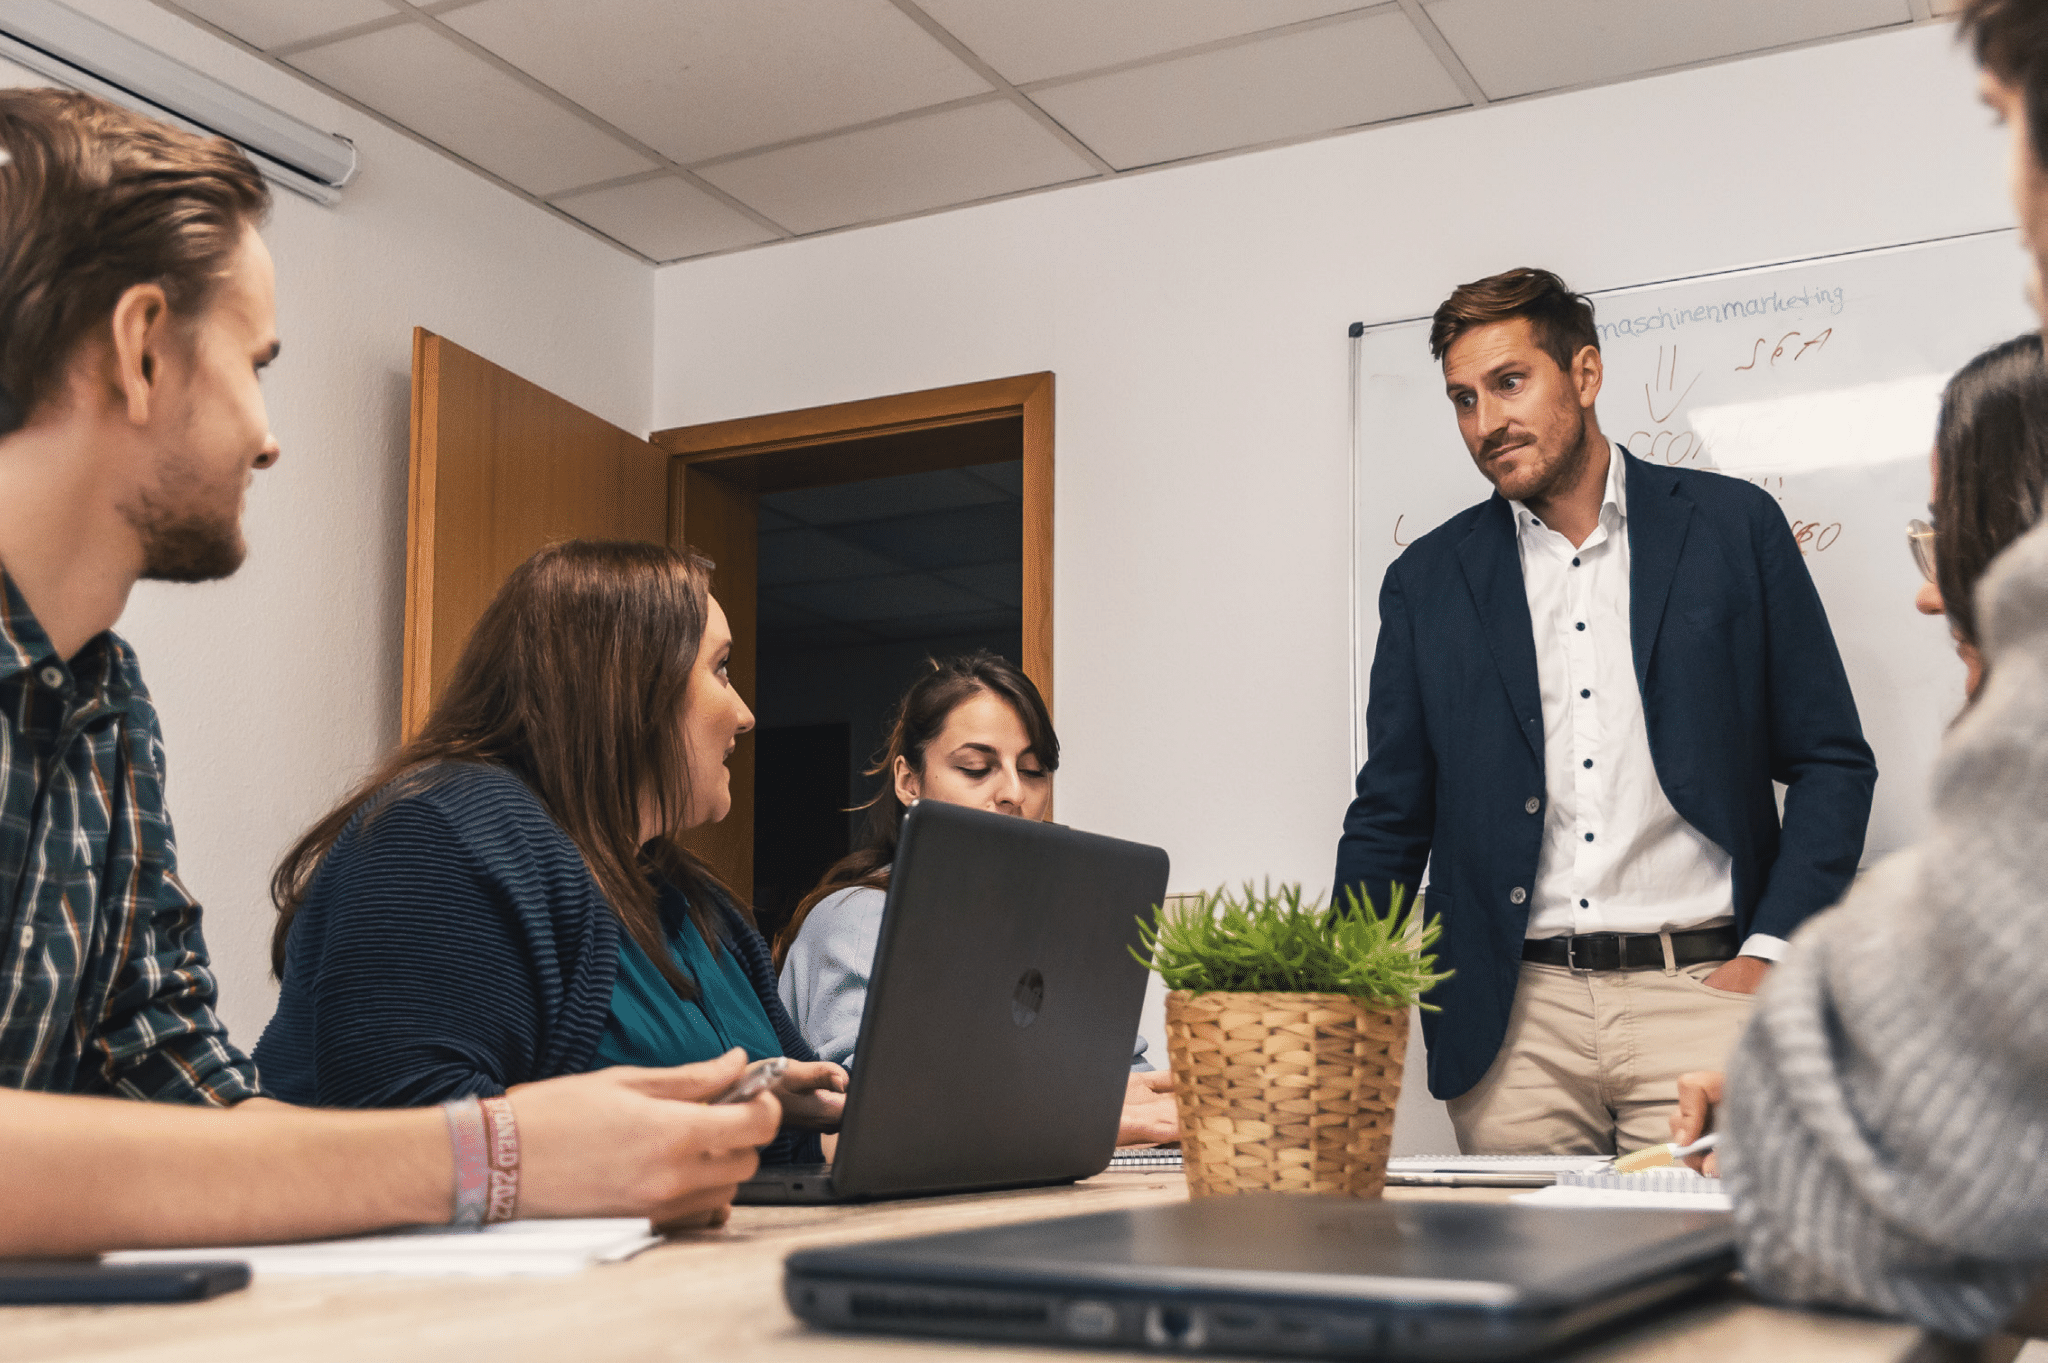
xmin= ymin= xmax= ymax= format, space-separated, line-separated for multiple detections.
xmin=105 ymin=1218 xmax=660 ymax=1277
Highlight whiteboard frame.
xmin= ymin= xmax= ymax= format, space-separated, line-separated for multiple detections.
xmin=1345 ymin=225 xmax=2020 ymax=775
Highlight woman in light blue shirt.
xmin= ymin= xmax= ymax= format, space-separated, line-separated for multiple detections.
xmin=775 ymin=652 xmax=1173 ymax=1146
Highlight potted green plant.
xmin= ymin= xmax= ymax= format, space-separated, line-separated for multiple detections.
xmin=1134 ymin=883 xmax=1448 ymax=1199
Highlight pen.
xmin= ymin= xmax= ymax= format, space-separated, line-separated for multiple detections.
xmin=1612 ymin=1131 xmax=1719 ymax=1173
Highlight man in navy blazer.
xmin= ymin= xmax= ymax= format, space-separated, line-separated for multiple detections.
xmin=1335 ymin=268 xmax=1875 ymax=1154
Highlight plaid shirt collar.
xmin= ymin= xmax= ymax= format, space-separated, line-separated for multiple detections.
xmin=0 ymin=571 xmax=133 ymax=711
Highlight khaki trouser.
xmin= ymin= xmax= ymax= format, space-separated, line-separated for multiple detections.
xmin=1445 ymin=958 xmax=1755 ymax=1155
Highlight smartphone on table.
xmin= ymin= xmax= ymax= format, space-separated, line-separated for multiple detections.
xmin=0 ymin=1259 xmax=250 ymax=1305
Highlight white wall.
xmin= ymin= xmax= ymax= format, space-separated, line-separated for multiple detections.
xmin=19 ymin=1 xmax=654 ymax=1046
xmin=651 ymin=23 xmax=2013 ymax=1150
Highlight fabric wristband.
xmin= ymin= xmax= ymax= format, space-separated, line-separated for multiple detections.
xmin=442 ymin=1096 xmax=490 ymax=1229
xmin=479 ymin=1094 xmax=522 ymax=1224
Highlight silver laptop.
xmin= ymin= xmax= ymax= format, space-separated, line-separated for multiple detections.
xmin=784 ymin=1194 xmax=1736 ymax=1359
xmin=737 ymin=800 xmax=1168 ymax=1204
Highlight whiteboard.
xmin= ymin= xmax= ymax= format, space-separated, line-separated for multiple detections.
xmin=1350 ymin=229 xmax=2036 ymax=860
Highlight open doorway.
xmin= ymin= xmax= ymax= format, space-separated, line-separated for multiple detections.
xmin=652 ymin=374 xmax=1052 ymax=908
xmin=750 ymin=463 xmax=1023 ymax=942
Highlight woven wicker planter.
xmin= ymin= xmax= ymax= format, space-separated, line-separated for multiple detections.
xmin=1164 ymin=990 xmax=1408 ymax=1199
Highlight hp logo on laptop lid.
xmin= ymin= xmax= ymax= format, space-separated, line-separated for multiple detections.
xmin=1012 ymin=968 xmax=1045 ymax=1027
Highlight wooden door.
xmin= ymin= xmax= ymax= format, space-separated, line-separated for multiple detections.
xmin=657 ymin=373 xmax=1053 ymax=902
xmin=402 ymin=327 xmax=669 ymax=732
xmin=673 ymin=464 xmax=759 ymax=902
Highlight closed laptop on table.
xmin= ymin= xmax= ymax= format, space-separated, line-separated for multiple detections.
xmin=784 ymin=1194 xmax=1736 ymax=1360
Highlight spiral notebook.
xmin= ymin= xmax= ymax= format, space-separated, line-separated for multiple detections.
xmin=1385 ymin=1154 xmax=1613 ymax=1187
xmin=1515 ymin=1167 xmax=1730 ymax=1211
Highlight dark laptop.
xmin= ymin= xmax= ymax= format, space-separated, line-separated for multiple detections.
xmin=783 ymin=1195 xmax=1737 ymax=1360
xmin=737 ymin=800 xmax=1168 ymax=1204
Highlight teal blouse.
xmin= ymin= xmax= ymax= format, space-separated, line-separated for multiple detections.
xmin=595 ymin=915 xmax=782 ymax=1068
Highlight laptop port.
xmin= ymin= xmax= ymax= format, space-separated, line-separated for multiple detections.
xmin=1063 ymin=1300 xmax=1119 ymax=1339
xmin=1145 ymin=1304 xmax=1207 ymax=1349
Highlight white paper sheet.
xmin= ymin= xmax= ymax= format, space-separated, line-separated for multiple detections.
xmin=105 ymin=1218 xmax=660 ymax=1278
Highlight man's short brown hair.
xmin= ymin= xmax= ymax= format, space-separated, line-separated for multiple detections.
xmin=1962 ymin=0 xmax=2048 ymax=177
xmin=0 ymin=89 xmax=270 ymax=433
xmin=1429 ymin=267 xmax=1599 ymax=373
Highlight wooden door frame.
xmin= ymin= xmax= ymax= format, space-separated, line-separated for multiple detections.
xmin=652 ymin=371 xmax=1054 ymax=709
xmin=654 ymin=373 xmax=1051 ymax=906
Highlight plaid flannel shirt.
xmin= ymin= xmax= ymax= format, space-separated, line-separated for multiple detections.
xmin=0 ymin=574 xmax=257 ymax=1103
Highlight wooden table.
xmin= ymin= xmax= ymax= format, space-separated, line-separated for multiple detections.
xmin=0 ymin=1174 xmax=1928 ymax=1363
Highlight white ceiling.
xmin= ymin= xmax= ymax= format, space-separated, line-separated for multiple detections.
xmin=154 ymin=0 xmax=1948 ymax=266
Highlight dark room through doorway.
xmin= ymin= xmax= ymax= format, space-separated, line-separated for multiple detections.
xmin=750 ymin=462 xmax=1023 ymax=947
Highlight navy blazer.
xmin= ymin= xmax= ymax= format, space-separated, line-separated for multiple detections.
xmin=1335 ymin=451 xmax=1876 ymax=1101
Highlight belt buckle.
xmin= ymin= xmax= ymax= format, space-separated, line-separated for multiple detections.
xmin=1565 ymin=935 xmax=1592 ymax=974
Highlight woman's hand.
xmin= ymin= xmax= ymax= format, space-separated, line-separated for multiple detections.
xmin=1670 ymin=1070 xmax=1724 ymax=1176
xmin=1117 ymin=1070 xmax=1181 ymax=1148
xmin=771 ymin=1059 xmax=848 ymax=1131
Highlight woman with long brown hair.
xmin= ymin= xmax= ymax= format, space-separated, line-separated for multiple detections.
xmin=252 ymin=540 xmax=843 ymax=1164
xmin=775 ymin=652 xmax=1177 ymax=1147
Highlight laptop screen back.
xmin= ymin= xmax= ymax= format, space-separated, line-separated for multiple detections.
xmin=828 ymin=801 xmax=1168 ymax=1197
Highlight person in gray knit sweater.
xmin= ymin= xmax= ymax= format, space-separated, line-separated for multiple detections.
xmin=1718 ymin=332 xmax=2048 ymax=1337
xmin=1689 ymin=0 xmax=2048 ymax=1335
xmin=1723 ymin=510 xmax=2048 ymax=1336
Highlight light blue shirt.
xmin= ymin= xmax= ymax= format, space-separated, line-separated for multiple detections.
xmin=777 ymin=883 xmax=1151 ymax=1071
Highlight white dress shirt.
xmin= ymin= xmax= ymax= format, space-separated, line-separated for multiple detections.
xmin=1513 ymin=445 xmax=1784 ymax=961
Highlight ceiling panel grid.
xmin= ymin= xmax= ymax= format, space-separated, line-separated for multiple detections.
xmin=156 ymin=0 xmax=1931 ymax=265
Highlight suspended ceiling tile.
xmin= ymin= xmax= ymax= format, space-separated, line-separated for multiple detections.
xmin=551 ymin=175 xmax=777 ymax=262
xmin=760 ymin=621 xmax=882 ymax=650
xmin=775 ymin=573 xmax=994 ymax=624
xmin=966 ymin=461 xmax=1025 ymax=497
xmin=756 ymin=595 xmax=831 ymax=630
xmin=287 ymin=23 xmax=655 ymax=196
xmin=1423 ymin=0 xmax=1913 ymax=101
xmin=439 ymin=0 xmax=990 ymax=166
xmin=759 ymin=527 xmax=907 ymax=587
xmin=861 ymin=608 xmax=1019 ymax=642
xmin=698 ymin=99 xmax=1097 ymax=235
xmin=937 ymin=562 xmax=1024 ymax=608
xmin=913 ymin=0 xmax=1370 ymax=85
xmin=833 ymin=503 xmax=1022 ymax=571
xmin=1031 ymin=9 xmax=1466 ymax=172
xmin=172 ymin=0 xmax=398 ymax=52
xmin=763 ymin=468 xmax=1017 ymax=526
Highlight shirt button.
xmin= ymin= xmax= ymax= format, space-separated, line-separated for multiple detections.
xmin=17 ymin=924 xmax=30 ymax=949
xmin=1585 ymin=832 xmax=1596 ymax=842
xmin=37 ymin=666 xmax=62 ymax=689
xmin=1583 ymin=759 xmax=1593 ymax=769
xmin=1580 ymin=688 xmax=1591 ymax=698
xmin=1575 ymin=622 xmax=1586 ymax=632
xmin=1579 ymin=899 xmax=1589 ymax=908
xmin=1524 ymin=797 xmax=1541 ymax=814
xmin=1572 ymin=557 xmax=1581 ymax=567
xmin=1509 ymin=887 xmax=1528 ymax=905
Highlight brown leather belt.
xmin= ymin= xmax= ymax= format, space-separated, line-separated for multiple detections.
xmin=1521 ymin=925 xmax=1741 ymax=973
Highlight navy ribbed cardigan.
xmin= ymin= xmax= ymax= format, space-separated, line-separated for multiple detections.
xmin=253 ymin=762 xmax=820 ymax=1164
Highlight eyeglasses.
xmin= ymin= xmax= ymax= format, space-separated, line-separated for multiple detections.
xmin=1907 ymin=518 xmax=1937 ymax=584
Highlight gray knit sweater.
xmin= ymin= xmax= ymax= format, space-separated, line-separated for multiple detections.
xmin=1724 ymin=516 xmax=2048 ymax=1336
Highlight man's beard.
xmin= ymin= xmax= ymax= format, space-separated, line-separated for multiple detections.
xmin=123 ymin=457 xmax=247 ymax=583
xmin=1483 ymin=406 xmax=1592 ymax=503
